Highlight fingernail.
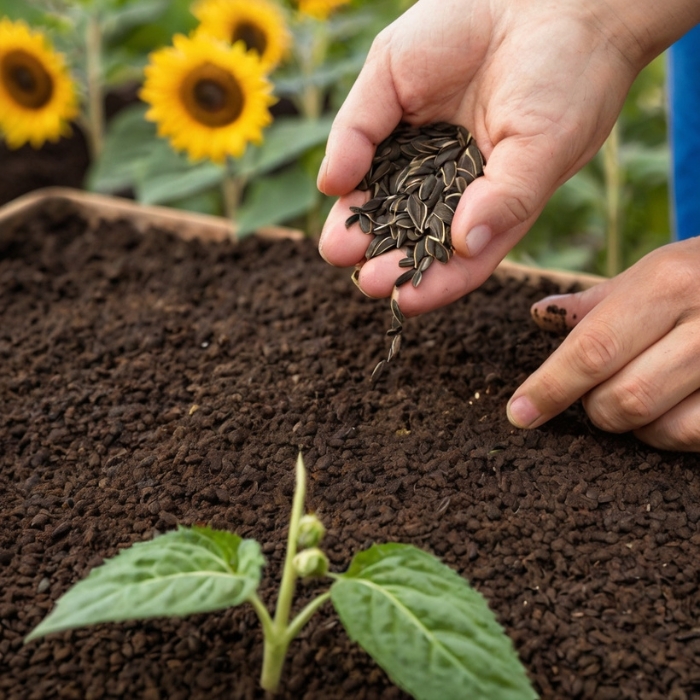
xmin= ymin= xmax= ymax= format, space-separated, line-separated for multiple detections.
xmin=464 ymin=225 xmax=492 ymax=256
xmin=507 ymin=396 xmax=541 ymax=428
xmin=316 ymin=155 xmax=328 ymax=191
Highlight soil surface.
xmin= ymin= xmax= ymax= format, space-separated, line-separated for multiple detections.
xmin=0 ymin=209 xmax=699 ymax=700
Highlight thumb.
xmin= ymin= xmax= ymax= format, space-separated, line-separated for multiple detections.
xmin=317 ymin=40 xmax=402 ymax=196
xmin=451 ymin=134 xmax=573 ymax=260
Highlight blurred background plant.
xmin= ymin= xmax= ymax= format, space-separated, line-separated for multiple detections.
xmin=0 ymin=0 xmax=672 ymax=274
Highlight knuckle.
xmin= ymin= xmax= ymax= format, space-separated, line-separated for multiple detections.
xmin=570 ymin=322 xmax=621 ymax=379
xmin=666 ymin=419 xmax=700 ymax=451
xmin=638 ymin=246 xmax=697 ymax=302
xmin=639 ymin=413 xmax=700 ymax=452
xmin=530 ymin=371 xmax=571 ymax=413
xmin=502 ymin=183 xmax=537 ymax=226
xmin=584 ymin=378 xmax=656 ymax=433
xmin=368 ymin=27 xmax=392 ymax=58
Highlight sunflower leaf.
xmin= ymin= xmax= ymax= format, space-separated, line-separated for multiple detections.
xmin=331 ymin=543 xmax=538 ymax=700
xmin=86 ymin=103 xmax=155 ymax=194
xmin=26 ymin=526 xmax=264 ymax=642
xmin=235 ymin=164 xmax=318 ymax=237
xmin=233 ymin=116 xmax=334 ymax=179
xmin=136 ymin=143 xmax=225 ymax=206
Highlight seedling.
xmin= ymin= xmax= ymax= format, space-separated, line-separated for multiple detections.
xmin=27 ymin=454 xmax=538 ymax=699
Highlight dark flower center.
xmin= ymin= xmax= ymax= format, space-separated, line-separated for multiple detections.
xmin=1 ymin=50 xmax=53 ymax=109
xmin=231 ymin=21 xmax=268 ymax=57
xmin=181 ymin=63 xmax=244 ymax=127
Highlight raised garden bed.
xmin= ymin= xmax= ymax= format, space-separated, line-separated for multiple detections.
xmin=0 ymin=190 xmax=698 ymax=700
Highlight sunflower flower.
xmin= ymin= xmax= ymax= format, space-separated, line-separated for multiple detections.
xmin=296 ymin=0 xmax=350 ymax=20
xmin=0 ymin=18 xmax=78 ymax=149
xmin=140 ymin=33 xmax=276 ymax=163
xmin=192 ymin=0 xmax=290 ymax=72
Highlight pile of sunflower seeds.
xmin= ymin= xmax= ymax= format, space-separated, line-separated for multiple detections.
xmin=345 ymin=122 xmax=485 ymax=381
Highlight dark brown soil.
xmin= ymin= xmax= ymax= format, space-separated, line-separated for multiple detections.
xmin=1 ymin=209 xmax=699 ymax=700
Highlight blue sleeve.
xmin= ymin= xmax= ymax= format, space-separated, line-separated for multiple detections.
xmin=668 ymin=24 xmax=700 ymax=240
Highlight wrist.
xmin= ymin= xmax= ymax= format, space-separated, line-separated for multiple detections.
xmin=584 ymin=0 xmax=700 ymax=70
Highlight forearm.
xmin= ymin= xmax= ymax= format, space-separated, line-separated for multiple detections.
xmin=587 ymin=0 xmax=700 ymax=70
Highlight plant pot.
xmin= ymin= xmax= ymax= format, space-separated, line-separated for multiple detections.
xmin=0 ymin=188 xmax=698 ymax=700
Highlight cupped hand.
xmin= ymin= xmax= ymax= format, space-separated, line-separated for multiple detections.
xmin=508 ymin=238 xmax=700 ymax=451
xmin=317 ymin=0 xmax=647 ymax=316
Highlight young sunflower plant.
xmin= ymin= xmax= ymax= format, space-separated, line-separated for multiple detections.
xmin=0 ymin=17 xmax=78 ymax=149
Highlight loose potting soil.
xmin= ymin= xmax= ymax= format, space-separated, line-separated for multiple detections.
xmin=0 ymin=210 xmax=699 ymax=700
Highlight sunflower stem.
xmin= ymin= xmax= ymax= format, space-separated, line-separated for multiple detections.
xmin=259 ymin=454 xmax=308 ymax=693
xmin=603 ymin=120 xmax=622 ymax=277
xmin=85 ymin=13 xmax=104 ymax=160
xmin=222 ymin=160 xmax=247 ymax=228
xmin=297 ymin=18 xmax=328 ymax=120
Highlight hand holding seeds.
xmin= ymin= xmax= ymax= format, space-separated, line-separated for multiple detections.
xmin=318 ymin=0 xmax=698 ymax=318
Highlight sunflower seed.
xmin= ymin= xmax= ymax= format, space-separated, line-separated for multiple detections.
xmin=407 ymin=195 xmax=428 ymax=230
xmin=371 ymin=359 xmax=387 ymax=383
xmin=413 ymin=236 xmax=427 ymax=267
xmin=387 ymin=333 xmax=402 ymax=361
xmin=394 ymin=269 xmax=415 ymax=287
xmin=358 ymin=213 xmax=372 ymax=234
xmin=418 ymin=255 xmax=434 ymax=273
xmin=365 ymin=234 xmax=396 ymax=259
xmin=419 ymin=174 xmax=437 ymax=201
xmin=391 ymin=298 xmax=405 ymax=324
xmin=435 ymin=144 xmax=463 ymax=168
xmin=344 ymin=121 xmax=485 ymax=380
xmin=433 ymin=201 xmax=454 ymax=225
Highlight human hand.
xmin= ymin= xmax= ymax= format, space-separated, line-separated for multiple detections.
xmin=507 ymin=238 xmax=700 ymax=452
xmin=317 ymin=0 xmax=697 ymax=317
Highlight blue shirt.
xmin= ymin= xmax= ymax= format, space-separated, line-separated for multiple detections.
xmin=669 ymin=24 xmax=700 ymax=240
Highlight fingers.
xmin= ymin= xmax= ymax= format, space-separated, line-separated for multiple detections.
xmin=317 ymin=32 xmax=402 ymax=196
xmin=451 ymin=134 xmax=567 ymax=260
xmin=506 ymin=274 xmax=680 ymax=430
xmin=318 ymin=191 xmax=370 ymax=268
xmin=530 ymin=281 xmax=616 ymax=332
xmin=634 ymin=390 xmax=700 ymax=452
xmin=582 ymin=320 xmax=700 ymax=432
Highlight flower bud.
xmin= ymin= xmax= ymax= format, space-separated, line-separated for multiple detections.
xmin=296 ymin=514 xmax=326 ymax=549
xmin=292 ymin=548 xmax=329 ymax=578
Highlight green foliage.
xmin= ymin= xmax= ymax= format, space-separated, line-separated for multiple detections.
xmin=332 ymin=544 xmax=537 ymax=700
xmin=235 ymin=164 xmax=319 ymax=237
xmin=26 ymin=527 xmax=264 ymax=641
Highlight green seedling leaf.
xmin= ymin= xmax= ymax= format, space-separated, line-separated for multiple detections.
xmin=26 ymin=526 xmax=264 ymax=642
xmin=331 ymin=543 xmax=537 ymax=700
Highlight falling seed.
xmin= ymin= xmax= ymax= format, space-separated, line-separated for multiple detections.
xmin=344 ymin=121 xmax=485 ymax=380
